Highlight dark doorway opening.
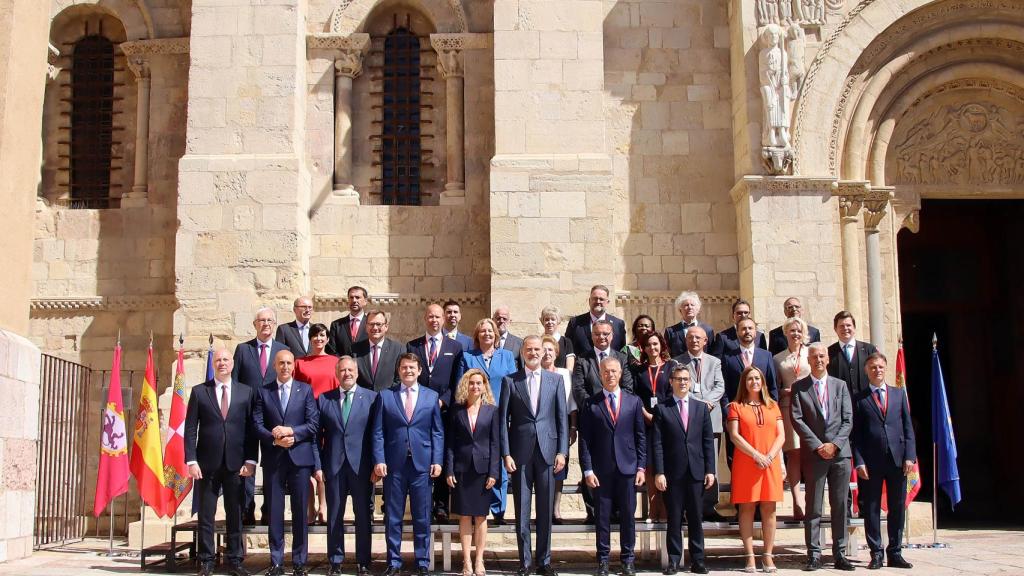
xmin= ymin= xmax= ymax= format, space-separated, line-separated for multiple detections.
xmin=898 ymin=199 xmax=1024 ymax=526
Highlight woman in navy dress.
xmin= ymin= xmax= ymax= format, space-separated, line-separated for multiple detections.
xmin=632 ymin=331 xmax=677 ymax=521
xmin=446 ymin=369 xmax=500 ymax=576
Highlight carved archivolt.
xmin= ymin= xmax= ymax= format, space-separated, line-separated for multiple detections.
xmin=329 ymin=0 xmax=468 ymax=34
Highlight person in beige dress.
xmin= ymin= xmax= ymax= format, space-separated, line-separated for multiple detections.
xmin=772 ymin=316 xmax=810 ymax=519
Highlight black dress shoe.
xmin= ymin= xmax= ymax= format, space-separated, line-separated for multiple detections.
xmin=434 ymin=510 xmax=449 ymax=523
xmin=703 ymin=511 xmax=728 ymax=522
xmin=552 ymin=517 xmax=564 ymax=525
xmin=583 ymin=514 xmax=595 ymax=525
xmin=516 ymin=566 xmax=531 ymax=576
xmin=264 ymin=566 xmax=285 ymax=576
xmin=382 ymin=567 xmax=401 ymax=576
xmin=537 ymin=565 xmax=558 ymax=576
xmin=359 ymin=564 xmax=373 ymax=576
xmin=293 ymin=565 xmax=309 ymax=576
xmin=493 ymin=512 xmax=505 ymax=526
xmin=867 ymin=555 xmax=883 ymax=570
xmin=621 ymin=562 xmax=636 ymax=576
xmin=803 ymin=557 xmax=822 ymax=571
xmin=689 ymin=563 xmax=709 ymax=575
xmin=595 ymin=562 xmax=610 ymax=576
xmin=834 ymin=555 xmax=855 ymax=571
xmin=228 ymin=565 xmax=252 ymax=576
xmin=416 ymin=567 xmax=430 ymax=576
xmin=662 ymin=563 xmax=678 ymax=575
xmin=887 ymin=553 xmax=913 ymax=569
xmin=198 ymin=563 xmax=214 ymax=576
xmin=327 ymin=564 xmax=343 ymax=576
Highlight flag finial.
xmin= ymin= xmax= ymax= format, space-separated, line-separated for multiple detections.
xmin=932 ymin=332 xmax=938 ymax=350
xmin=178 ymin=333 xmax=184 ymax=348
xmin=208 ymin=333 xmax=214 ymax=347
xmin=149 ymin=331 xmax=154 ymax=347
xmin=116 ymin=329 xmax=121 ymax=347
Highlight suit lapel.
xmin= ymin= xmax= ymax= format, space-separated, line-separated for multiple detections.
xmin=270 ymin=383 xmax=286 ymax=419
xmin=515 ymin=376 xmax=532 ymax=417
xmin=670 ymin=400 xmax=686 ymax=435
xmin=458 ymin=405 xmax=472 ymax=437
xmin=205 ymin=382 xmax=220 ymax=418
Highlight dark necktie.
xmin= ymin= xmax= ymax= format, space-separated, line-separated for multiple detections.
xmin=220 ymin=384 xmax=229 ymax=419
xmin=342 ymin=390 xmax=352 ymax=424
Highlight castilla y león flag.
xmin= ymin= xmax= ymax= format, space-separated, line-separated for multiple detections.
xmin=161 ymin=347 xmax=192 ymax=515
xmin=93 ymin=343 xmax=130 ymax=517
xmin=130 ymin=342 xmax=168 ymax=517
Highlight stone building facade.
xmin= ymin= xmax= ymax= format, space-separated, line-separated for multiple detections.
xmin=4 ymin=0 xmax=1021 ymax=540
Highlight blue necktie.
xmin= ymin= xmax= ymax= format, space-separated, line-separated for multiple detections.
xmin=609 ymin=393 xmax=617 ymax=414
xmin=280 ymin=383 xmax=290 ymax=412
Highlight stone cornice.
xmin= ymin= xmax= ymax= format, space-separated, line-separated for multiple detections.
xmin=314 ymin=292 xmax=487 ymax=311
xmin=31 ymin=295 xmax=179 ymax=315
xmin=306 ymin=33 xmax=371 ymax=52
xmin=729 ymin=175 xmax=837 ymax=204
xmin=616 ymin=290 xmax=740 ymax=306
xmin=429 ymin=33 xmax=492 ymax=52
xmin=120 ymin=37 xmax=189 ymax=56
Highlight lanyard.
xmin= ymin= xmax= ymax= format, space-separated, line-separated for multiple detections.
xmin=872 ymin=387 xmax=888 ymax=416
xmin=604 ymin=394 xmax=620 ymax=424
xmin=647 ymin=362 xmax=664 ymax=396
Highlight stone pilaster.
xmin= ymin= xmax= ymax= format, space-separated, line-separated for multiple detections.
xmin=835 ymin=180 xmax=869 ymax=320
xmin=731 ymin=176 xmax=839 ymax=331
xmin=863 ymin=186 xmax=893 ymax=352
xmin=490 ymin=0 xmax=613 ymax=329
xmin=174 ymin=1 xmax=311 ymax=352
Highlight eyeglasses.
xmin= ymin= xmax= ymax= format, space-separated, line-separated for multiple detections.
xmin=256 ymin=318 xmax=276 ymax=324
xmin=367 ymin=322 xmax=386 ymax=328
xmin=294 ymin=305 xmax=313 ymax=310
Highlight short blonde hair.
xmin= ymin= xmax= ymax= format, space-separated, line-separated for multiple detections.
xmin=472 ymin=318 xmax=499 ymax=350
xmin=782 ymin=316 xmax=809 ymax=346
xmin=454 ymin=369 xmax=495 ymax=406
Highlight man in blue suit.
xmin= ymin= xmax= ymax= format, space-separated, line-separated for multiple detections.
xmin=664 ymin=291 xmax=715 ymax=357
xmin=767 ymin=297 xmax=821 ymax=355
xmin=407 ymin=303 xmax=464 ymax=521
xmin=579 ymin=356 xmax=646 ymax=576
xmin=253 ymin=350 xmax=320 ymax=576
xmin=852 ymin=353 xmax=916 ymax=570
xmin=375 ymin=353 xmax=444 ymax=576
xmin=442 ymin=300 xmax=474 ymax=350
xmin=316 ymin=356 xmax=384 ymax=576
xmin=500 ymin=336 xmax=568 ymax=576
xmin=711 ymin=299 xmax=768 ymax=358
xmin=721 ymin=317 xmax=778 ymax=469
xmin=233 ymin=306 xmax=290 ymax=525
xmin=565 ymin=285 xmax=627 ymax=358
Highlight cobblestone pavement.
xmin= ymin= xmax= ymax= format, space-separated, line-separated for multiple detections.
xmin=6 ymin=529 xmax=1023 ymax=575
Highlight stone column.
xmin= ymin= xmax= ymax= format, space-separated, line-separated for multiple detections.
xmin=124 ymin=53 xmax=151 ymax=207
xmin=432 ymin=35 xmax=466 ymax=205
xmin=321 ymin=34 xmax=369 ymax=204
xmin=863 ymin=187 xmax=893 ymax=352
xmin=836 ymin=181 xmax=868 ymax=320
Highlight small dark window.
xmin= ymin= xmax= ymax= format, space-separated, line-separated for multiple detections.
xmin=381 ymin=27 xmax=421 ymax=206
xmin=70 ymin=35 xmax=115 ymax=209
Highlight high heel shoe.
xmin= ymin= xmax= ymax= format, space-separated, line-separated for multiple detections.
xmin=474 ymin=561 xmax=486 ymax=576
xmin=743 ymin=554 xmax=757 ymax=573
xmin=761 ymin=553 xmax=777 ymax=573
xmin=462 ymin=564 xmax=473 ymax=576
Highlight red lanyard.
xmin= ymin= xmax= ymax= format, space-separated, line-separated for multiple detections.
xmin=793 ymin=345 xmax=802 ymax=378
xmin=647 ymin=362 xmax=664 ymax=395
xmin=604 ymin=394 xmax=620 ymax=424
xmin=872 ymin=387 xmax=888 ymax=416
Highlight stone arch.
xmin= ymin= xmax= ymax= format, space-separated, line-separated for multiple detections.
xmin=50 ymin=0 xmax=154 ymax=40
xmin=328 ymin=0 xmax=467 ymax=35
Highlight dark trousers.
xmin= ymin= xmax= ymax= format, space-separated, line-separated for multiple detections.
xmin=384 ymin=457 xmax=432 ymax=569
xmin=593 ymin=472 xmax=638 ymax=564
xmin=265 ymin=460 xmax=312 ymax=567
xmin=664 ymin=477 xmax=705 ymax=565
xmin=325 ymin=463 xmax=374 ymax=566
xmin=701 ymin=435 xmax=720 ymax=515
xmin=858 ymin=461 xmax=908 ymax=556
xmin=197 ymin=465 xmax=244 ymax=565
xmin=511 ymin=445 xmax=554 ymax=569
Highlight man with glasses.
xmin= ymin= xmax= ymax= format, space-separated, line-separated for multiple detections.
xmin=711 ymin=299 xmax=768 ymax=358
xmin=276 ymin=296 xmax=315 ymax=357
xmin=767 ymin=297 xmax=821 ymax=355
xmin=492 ymin=306 xmax=523 ymax=360
xmin=354 ymin=309 xmax=403 ymax=392
xmin=566 ymin=285 xmax=627 ymax=358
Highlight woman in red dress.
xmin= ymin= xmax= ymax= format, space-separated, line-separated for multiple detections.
xmin=728 ymin=366 xmax=785 ymax=573
xmin=294 ymin=323 xmax=338 ymax=524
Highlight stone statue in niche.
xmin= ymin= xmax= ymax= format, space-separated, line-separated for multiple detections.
xmin=758 ymin=24 xmax=799 ymax=174
xmin=894 ymin=101 xmax=1024 ymax=185
xmin=757 ymin=0 xmax=827 ymax=26
xmin=756 ymin=0 xmax=781 ymax=27
xmin=786 ymin=25 xmax=807 ymax=95
xmin=803 ymin=0 xmax=826 ymax=24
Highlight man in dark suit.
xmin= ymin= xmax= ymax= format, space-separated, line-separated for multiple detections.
xmin=275 ymin=296 xmax=314 ymax=358
xmin=565 ymin=285 xmax=627 ymax=358
xmin=664 ymin=291 xmax=715 ymax=357
xmin=651 ymin=364 xmax=716 ymax=575
xmin=316 ymin=356 xmax=384 ymax=576
xmin=253 ymin=350 xmax=320 ymax=576
xmin=767 ymin=297 xmax=822 ymax=355
xmin=327 ymin=285 xmax=370 ymax=357
xmin=407 ymin=303 xmax=464 ymax=521
xmin=790 ymin=343 xmax=855 ymax=572
xmin=375 ymin=353 xmax=444 ymax=576
xmin=721 ymin=317 xmax=778 ymax=469
xmin=711 ymin=299 xmax=768 ymax=358
xmin=828 ymin=310 xmax=878 ymax=401
xmin=579 ymin=356 xmax=646 ymax=576
xmin=442 ymin=299 xmax=473 ymax=350
xmin=500 ymin=336 xmax=568 ymax=576
xmin=852 ymin=353 xmax=916 ymax=570
xmin=185 ymin=348 xmax=258 ymax=576
xmin=493 ymin=306 xmax=523 ymax=359
xmin=572 ymin=319 xmax=635 ymax=409
xmin=353 ymin=309 xmax=402 ymax=391
xmin=233 ymin=306 xmax=290 ymax=525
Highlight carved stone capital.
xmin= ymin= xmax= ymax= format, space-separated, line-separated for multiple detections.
xmin=891 ymin=194 xmax=922 ymax=233
xmin=861 ymin=187 xmax=893 ymax=230
xmin=47 ymin=43 xmax=63 ymax=81
xmin=833 ymin=180 xmax=870 ymax=219
xmin=335 ymin=51 xmax=364 ymax=79
xmin=125 ymin=54 xmax=150 ymax=79
xmin=306 ymin=33 xmax=371 ymax=78
xmin=435 ymin=48 xmax=464 ymax=79
xmin=121 ymin=38 xmax=189 ymax=79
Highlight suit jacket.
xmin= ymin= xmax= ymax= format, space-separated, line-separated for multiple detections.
xmin=253 ymin=379 xmax=320 ymax=469
xmin=651 ymin=396 xmax=716 ymax=482
xmin=184 ymin=379 xmax=259 ymax=474
xmin=326 ymin=314 xmax=368 ymax=357
xmin=572 ymin=348 xmax=635 ymax=409
xmin=664 ymin=321 xmax=715 ymax=358
xmin=444 ymin=329 xmax=474 ymax=351
xmin=499 ymin=332 xmax=523 ymax=361
xmin=710 ymin=326 xmax=768 ymax=358
xmin=406 ymin=335 xmax=464 ymax=406
xmin=767 ymin=323 xmax=821 ymax=355
xmin=376 ymin=384 xmax=444 ymax=472
xmin=673 ymin=352 xmax=726 ymax=433
xmin=461 ymin=349 xmax=518 ymax=397
xmin=852 ymin=385 xmax=917 ymax=470
xmin=232 ymin=338 xmax=290 ymax=388
xmin=316 ymin=386 xmax=384 ymax=479
xmin=353 ymin=337 xmax=403 ymax=392
xmin=790 ymin=374 xmax=853 ymax=459
xmin=565 ymin=312 xmax=627 ymax=358
xmin=445 ymin=403 xmax=501 ymax=478
xmin=499 ymin=369 xmax=568 ymax=466
xmin=720 ymin=347 xmax=779 ymax=411
xmin=828 ymin=340 xmax=878 ymax=400
xmin=275 ymin=320 xmax=309 ymax=358
xmin=579 ymin=389 xmax=646 ymax=477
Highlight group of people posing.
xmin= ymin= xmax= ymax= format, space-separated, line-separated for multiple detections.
xmin=183 ymin=285 xmax=917 ymax=576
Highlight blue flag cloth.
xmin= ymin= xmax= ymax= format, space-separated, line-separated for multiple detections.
xmin=931 ymin=348 xmax=961 ymax=510
xmin=205 ymin=344 xmax=215 ymax=381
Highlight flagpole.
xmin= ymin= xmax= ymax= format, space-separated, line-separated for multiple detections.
xmin=931 ymin=333 xmax=938 ymax=546
xmin=111 ymin=333 xmax=118 ymax=558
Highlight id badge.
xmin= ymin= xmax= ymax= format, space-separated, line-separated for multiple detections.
xmin=650 ymin=397 xmax=658 ymax=409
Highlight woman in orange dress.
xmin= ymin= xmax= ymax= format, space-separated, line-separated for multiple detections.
xmin=728 ymin=366 xmax=785 ymax=573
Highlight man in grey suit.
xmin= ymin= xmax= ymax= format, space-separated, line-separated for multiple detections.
xmin=672 ymin=326 xmax=725 ymax=520
xmin=275 ymin=296 xmax=313 ymax=358
xmin=493 ymin=306 xmax=523 ymax=359
xmin=500 ymin=335 xmax=568 ymax=576
xmin=790 ymin=342 xmax=855 ymax=572
xmin=353 ymin=309 xmax=402 ymax=391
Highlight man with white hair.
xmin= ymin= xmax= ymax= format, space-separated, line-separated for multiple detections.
xmin=664 ymin=291 xmax=715 ymax=357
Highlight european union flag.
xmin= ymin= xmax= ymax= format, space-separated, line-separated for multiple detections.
xmin=205 ymin=342 xmax=215 ymax=381
xmin=931 ymin=346 xmax=961 ymax=510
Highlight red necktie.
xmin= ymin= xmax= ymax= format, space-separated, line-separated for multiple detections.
xmin=259 ymin=343 xmax=268 ymax=376
xmin=350 ymin=317 xmax=360 ymax=339
xmin=371 ymin=344 xmax=380 ymax=377
xmin=428 ymin=337 xmax=438 ymax=367
xmin=680 ymin=399 xmax=688 ymax=432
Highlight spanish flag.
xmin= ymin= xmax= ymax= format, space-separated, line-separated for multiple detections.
xmin=130 ymin=341 xmax=168 ymax=517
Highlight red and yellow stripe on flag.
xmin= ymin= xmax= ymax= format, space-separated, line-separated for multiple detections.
xmin=161 ymin=347 xmax=192 ymax=515
xmin=130 ymin=342 xmax=168 ymax=517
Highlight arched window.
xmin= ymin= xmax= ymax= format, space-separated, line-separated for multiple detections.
xmin=70 ymin=35 xmax=116 ymax=208
xmin=380 ymin=27 xmax=422 ymax=205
